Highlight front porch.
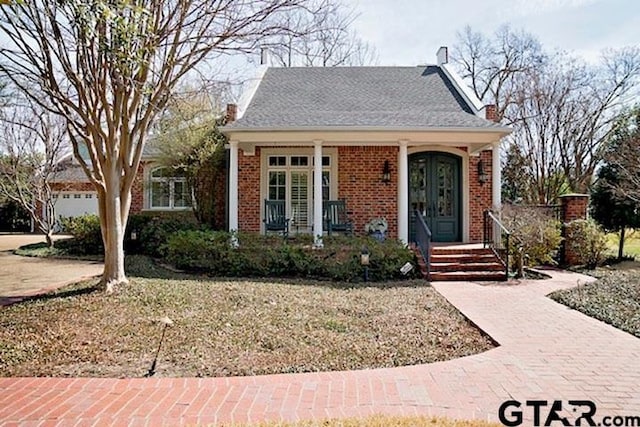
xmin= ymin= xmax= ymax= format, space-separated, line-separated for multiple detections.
xmin=227 ymin=140 xmax=503 ymax=245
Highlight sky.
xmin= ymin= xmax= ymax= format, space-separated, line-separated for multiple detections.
xmin=346 ymin=0 xmax=640 ymax=65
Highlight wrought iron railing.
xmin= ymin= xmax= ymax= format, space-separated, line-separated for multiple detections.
xmin=414 ymin=209 xmax=432 ymax=281
xmin=483 ymin=210 xmax=512 ymax=280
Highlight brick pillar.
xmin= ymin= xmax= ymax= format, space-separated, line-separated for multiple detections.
xmin=560 ymin=193 xmax=589 ymax=265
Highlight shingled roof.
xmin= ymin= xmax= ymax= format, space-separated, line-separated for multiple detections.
xmin=226 ymin=66 xmax=500 ymax=130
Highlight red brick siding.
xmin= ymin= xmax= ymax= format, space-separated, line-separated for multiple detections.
xmin=238 ymin=148 xmax=262 ymax=232
xmin=235 ymin=146 xmax=495 ymax=243
xmin=338 ymin=146 xmax=398 ymax=238
xmin=131 ymin=163 xmax=145 ymax=213
xmin=468 ymin=150 xmax=493 ymax=242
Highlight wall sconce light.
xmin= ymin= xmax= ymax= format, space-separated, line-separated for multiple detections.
xmin=382 ymin=160 xmax=391 ymax=184
xmin=477 ymin=160 xmax=489 ymax=185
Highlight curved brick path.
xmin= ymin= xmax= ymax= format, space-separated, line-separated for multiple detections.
xmin=1 ymin=269 xmax=639 ymax=426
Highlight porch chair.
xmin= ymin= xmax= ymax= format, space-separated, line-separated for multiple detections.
xmin=323 ymin=200 xmax=353 ymax=236
xmin=263 ymin=199 xmax=290 ymax=239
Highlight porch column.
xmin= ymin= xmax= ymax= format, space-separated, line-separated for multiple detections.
xmin=398 ymin=140 xmax=409 ymax=244
xmin=313 ymin=140 xmax=323 ymax=247
xmin=228 ymin=140 xmax=239 ymax=234
xmin=492 ymin=141 xmax=501 ymax=210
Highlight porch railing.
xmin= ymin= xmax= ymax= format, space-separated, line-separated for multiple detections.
xmin=483 ymin=210 xmax=512 ymax=281
xmin=414 ymin=209 xmax=432 ymax=281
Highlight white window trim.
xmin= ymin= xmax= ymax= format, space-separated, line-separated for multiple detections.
xmin=260 ymin=147 xmax=338 ymax=233
xmin=145 ymin=165 xmax=193 ymax=211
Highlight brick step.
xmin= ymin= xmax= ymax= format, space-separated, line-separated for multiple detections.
xmin=431 ymin=248 xmax=494 ymax=256
xmin=429 ymin=271 xmax=507 ymax=281
xmin=431 ymin=262 xmax=505 ymax=272
xmin=430 ymin=254 xmax=499 ymax=264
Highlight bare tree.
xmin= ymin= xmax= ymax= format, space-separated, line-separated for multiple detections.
xmin=604 ymin=107 xmax=640 ymax=203
xmin=267 ymin=0 xmax=377 ymax=67
xmin=451 ymin=25 xmax=545 ymax=122
xmin=0 ymin=0 xmax=321 ymax=292
xmin=453 ymin=26 xmax=640 ymax=202
xmin=0 ymin=100 xmax=68 ymax=246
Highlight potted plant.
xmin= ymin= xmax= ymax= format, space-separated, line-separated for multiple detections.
xmin=365 ymin=217 xmax=388 ymax=242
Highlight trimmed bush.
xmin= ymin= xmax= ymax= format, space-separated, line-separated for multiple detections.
xmin=128 ymin=214 xmax=202 ymax=257
xmin=564 ymin=219 xmax=608 ymax=268
xmin=164 ymin=231 xmax=417 ymax=282
xmin=501 ymin=205 xmax=563 ymax=267
xmin=57 ymin=214 xmax=103 ymax=254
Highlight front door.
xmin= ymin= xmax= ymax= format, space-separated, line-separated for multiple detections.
xmin=409 ymin=152 xmax=461 ymax=242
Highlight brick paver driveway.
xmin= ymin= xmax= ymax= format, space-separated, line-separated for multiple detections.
xmin=0 ymin=234 xmax=102 ymax=305
xmin=1 ymin=269 xmax=639 ymax=426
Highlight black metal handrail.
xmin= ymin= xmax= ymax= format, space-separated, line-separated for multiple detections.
xmin=483 ymin=210 xmax=511 ymax=280
xmin=414 ymin=209 xmax=432 ymax=281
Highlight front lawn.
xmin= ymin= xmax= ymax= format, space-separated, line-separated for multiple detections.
xmin=549 ymin=267 xmax=640 ymax=337
xmin=0 ymin=256 xmax=494 ymax=377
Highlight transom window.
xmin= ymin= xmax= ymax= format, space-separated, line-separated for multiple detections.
xmin=149 ymin=167 xmax=192 ymax=209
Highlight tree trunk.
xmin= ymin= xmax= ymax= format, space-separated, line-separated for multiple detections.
xmin=618 ymin=227 xmax=626 ymax=260
xmin=99 ymin=172 xmax=129 ymax=293
xmin=45 ymin=231 xmax=53 ymax=248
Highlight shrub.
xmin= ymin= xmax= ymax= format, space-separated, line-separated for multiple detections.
xmin=164 ymin=231 xmax=417 ymax=282
xmin=125 ymin=213 xmax=202 ymax=257
xmin=564 ymin=219 xmax=608 ymax=268
xmin=501 ymin=205 xmax=563 ymax=267
xmin=57 ymin=214 xmax=103 ymax=255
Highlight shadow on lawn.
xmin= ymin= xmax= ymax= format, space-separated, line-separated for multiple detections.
xmin=0 ymin=282 xmax=101 ymax=307
xmin=125 ymin=255 xmax=429 ymax=290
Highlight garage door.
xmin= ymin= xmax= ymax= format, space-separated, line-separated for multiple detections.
xmin=54 ymin=191 xmax=99 ymax=219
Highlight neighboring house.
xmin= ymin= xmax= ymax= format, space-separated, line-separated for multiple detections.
xmin=222 ymin=47 xmax=511 ymax=244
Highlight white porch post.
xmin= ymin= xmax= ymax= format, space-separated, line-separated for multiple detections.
xmin=313 ymin=140 xmax=324 ymax=247
xmin=492 ymin=141 xmax=501 ymax=210
xmin=228 ymin=141 xmax=239 ymax=236
xmin=398 ymin=140 xmax=409 ymax=244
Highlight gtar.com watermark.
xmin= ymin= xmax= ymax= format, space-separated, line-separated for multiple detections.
xmin=498 ymin=400 xmax=640 ymax=426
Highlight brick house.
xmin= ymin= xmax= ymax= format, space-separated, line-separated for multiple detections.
xmin=222 ymin=47 xmax=511 ymax=244
xmin=49 ymin=148 xmax=194 ymax=221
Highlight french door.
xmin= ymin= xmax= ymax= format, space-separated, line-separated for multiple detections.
xmin=409 ymin=152 xmax=461 ymax=242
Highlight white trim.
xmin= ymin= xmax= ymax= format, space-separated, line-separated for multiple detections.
xmin=225 ymin=125 xmax=511 ymax=134
xmin=313 ymin=141 xmax=323 ymax=247
xmin=144 ymin=165 xmax=193 ymax=211
xmin=440 ymin=63 xmax=485 ymax=115
xmin=398 ymin=140 xmax=409 ymax=244
xmin=229 ymin=141 xmax=239 ymax=233
xmin=492 ymin=142 xmax=501 ymax=210
xmin=407 ymin=146 xmax=470 ymax=243
xmin=236 ymin=66 xmax=268 ymax=120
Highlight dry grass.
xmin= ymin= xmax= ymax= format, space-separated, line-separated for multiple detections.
xmin=233 ymin=415 xmax=501 ymax=427
xmin=0 ymin=256 xmax=494 ymax=378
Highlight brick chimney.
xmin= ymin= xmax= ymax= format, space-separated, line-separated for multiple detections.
xmin=484 ymin=104 xmax=498 ymax=122
xmin=226 ymin=103 xmax=237 ymax=123
xmin=437 ymin=46 xmax=448 ymax=65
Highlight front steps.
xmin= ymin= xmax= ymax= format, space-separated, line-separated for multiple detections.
xmin=414 ymin=246 xmax=507 ymax=281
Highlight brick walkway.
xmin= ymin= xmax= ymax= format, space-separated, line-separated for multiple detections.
xmin=2 ymin=269 xmax=639 ymax=426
